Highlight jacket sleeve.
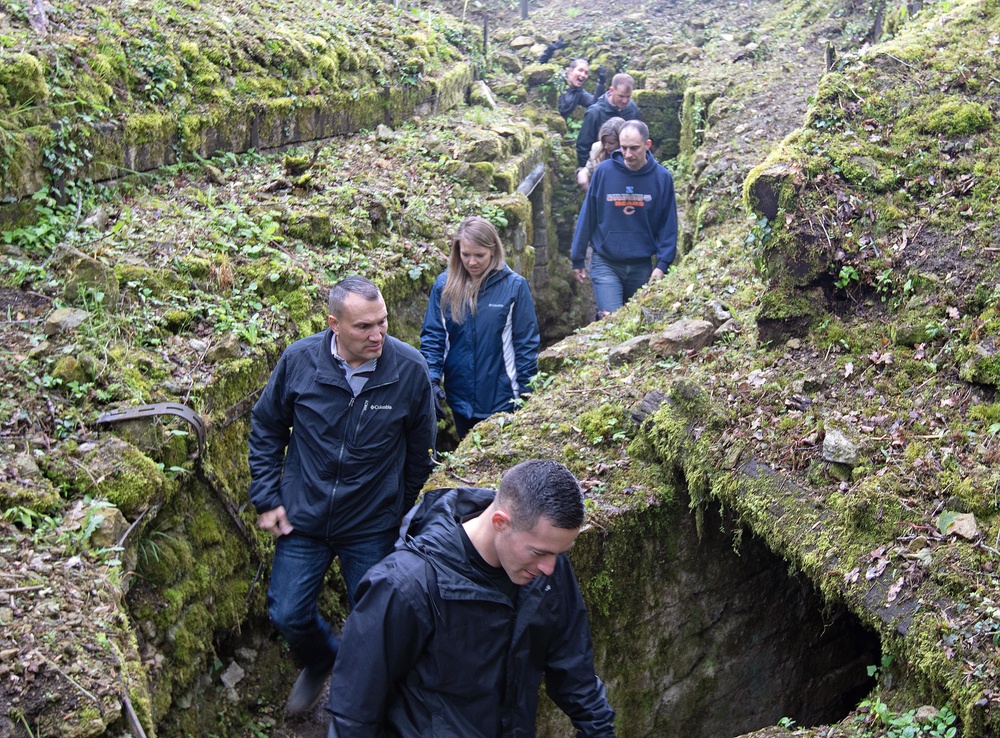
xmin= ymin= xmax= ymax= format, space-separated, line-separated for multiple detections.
xmin=327 ymin=557 xmax=434 ymax=738
xmin=419 ymin=279 xmax=447 ymax=385
xmin=402 ymin=357 xmax=437 ymax=510
xmin=247 ymin=353 xmax=292 ymax=514
xmin=544 ymin=566 xmax=617 ymax=737
xmin=576 ymin=108 xmax=599 ymax=167
xmin=512 ymin=278 xmax=540 ymax=396
xmin=654 ymin=171 xmax=679 ymax=272
xmin=570 ymin=173 xmax=599 ymax=269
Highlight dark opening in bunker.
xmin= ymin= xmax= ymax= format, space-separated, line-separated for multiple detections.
xmin=534 ymin=493 xmax=881 ymax=737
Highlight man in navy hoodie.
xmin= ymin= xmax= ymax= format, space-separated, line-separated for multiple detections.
xmin=571 ymin=120 xmax=678 ymax=317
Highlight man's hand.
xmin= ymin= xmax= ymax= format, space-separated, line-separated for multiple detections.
xmin=258 ymin=506 xmax=294 ymax=537
xmin=650 ymin=267 xmax=665 ymax=281
xmin=573 ymin=268 xmax=588 ymax=284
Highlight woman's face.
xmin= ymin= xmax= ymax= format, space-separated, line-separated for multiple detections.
xmin=601 ymin=135 xmax=619 ymax=157
xmin=459 ymin=239 xmax=493 ymax=279
xmin=566 ymin=62 xmax=589 ymax=88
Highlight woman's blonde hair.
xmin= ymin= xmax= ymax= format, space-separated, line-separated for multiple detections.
xmin=441 ymin=216 xmax=506 ymax=323
xmin=598 ymin=116 xmax=626 ymax=148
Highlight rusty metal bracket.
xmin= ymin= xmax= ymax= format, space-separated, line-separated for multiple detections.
xmin=95 ymin=402 xmax=207 ymax=458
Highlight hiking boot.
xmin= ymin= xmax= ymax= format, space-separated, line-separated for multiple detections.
xmin=285 ymin=665 xmax=331 ymax=716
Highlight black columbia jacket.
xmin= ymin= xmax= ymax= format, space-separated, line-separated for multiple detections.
xmin=248 ymin=330 xmax=436 ymax=540
xmin=327 ymin=487 xmax=616 ymax=738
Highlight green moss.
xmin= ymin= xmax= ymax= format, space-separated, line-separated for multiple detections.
xmin=957 ymin=345 xmax=1000 ymax=388
xmin=921 ymin=99 xmax=993 ymax=136
xmin=677 ymin=85 xmax=717 ymax=157
xmin=162 ymin=309 xmax=192 ymax=333
xmin=84 ymin=439 xmax=167 ymax=517
xmin=758 ymin=285 xmax=821 ymax=321
xmin=492 ymin=165 xmax=519 ymax=194
xmin=138 ymin=530 xmax=194 ymax=584
xmin=577 ymin=403 xmax=630 ymax=446
xmin=460 ymin=161 xmax=495 ymax=191
xmin=0 ymin=53 xmax=48 ymax=106
xmin=124 ymin=113 xmax=175 ymax=146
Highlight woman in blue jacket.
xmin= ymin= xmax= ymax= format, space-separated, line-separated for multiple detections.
xmin=420 ymin=216 xmax=540 ymax=439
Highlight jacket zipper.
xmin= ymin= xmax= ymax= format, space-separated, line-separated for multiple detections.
xmin=327 ymin=394 xmax=355 ymax=538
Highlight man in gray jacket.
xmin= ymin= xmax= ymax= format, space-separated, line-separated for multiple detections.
xmin=249 ymin=275 xmax=436 ymax=716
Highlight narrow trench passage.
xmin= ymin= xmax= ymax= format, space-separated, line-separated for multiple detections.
xmin=165 ymin=103 xmax=879 ymax=738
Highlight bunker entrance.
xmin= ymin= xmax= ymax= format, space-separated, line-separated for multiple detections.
xmin=536 ymin=496 xmax=880 ymax=737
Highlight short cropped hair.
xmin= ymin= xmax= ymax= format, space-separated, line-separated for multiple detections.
xmin=610 ymin=73 xmax=634 ymax=92
xmin=620 ymin=119 xmax=650 ymax=142
xmin=497 ymin=460 xmax=585 ymax=531
xmin=329 ymin=276 xmax=382 ymax=317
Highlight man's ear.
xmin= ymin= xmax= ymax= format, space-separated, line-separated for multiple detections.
xmin=491 ymin=509 xmax=512 ymax=532
xmin=328 ymin=314 xmax=338 ymax=332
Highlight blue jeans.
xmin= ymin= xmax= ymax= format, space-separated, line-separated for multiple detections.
xmin=267 ymin=528 xmax=398 ymax=672
xmin=589 ymin=251 xmax=653 ymax=315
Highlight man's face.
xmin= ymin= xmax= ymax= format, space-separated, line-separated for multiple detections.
xmin=608 ymin=84 xmax=632 ymax=110
xmin=566 ymin=62 xmax=589 ymax=88
xmin=328 ymin=292 xmax=388 ymax=367
xmin=619 ymin=128 xmax=650 ymax=171
xmin=494 ymin=515 xmax=579 ymax=585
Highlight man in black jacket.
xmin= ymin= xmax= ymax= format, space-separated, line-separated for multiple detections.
xmin=249 ymin=275 xmax=436 ymax=716
xmin=326 ymin=460 xmax=616 ymax=737
xmin=576 ymin=73 xmax=641 ymax=167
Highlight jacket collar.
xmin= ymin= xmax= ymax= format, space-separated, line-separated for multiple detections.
xmin=314 ymin=329 xmax=400 ymax=391
xmin=400 ymin=487 xmax=559 ymax=606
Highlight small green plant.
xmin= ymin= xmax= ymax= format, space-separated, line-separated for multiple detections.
xmin=835 ymin=264 xmax=860 ymax=289
xmin=874 ymin=268 xmax=895 ymax=301
xmin=2 ymin=505 xmax=58 ymax=533
xmin=528 ymin=371 xmax=556 ymax=392
xmin=923 ymin=321 xmax=946 ymax=340
xmin=744 ymin=216 xmax=772 ymax=277
xmin=480 ymin=203 xmax=508 ymax=228
xmin=854 ymin=698 xmax=957 ymax=738
xmin=1 ymin=187 xmax=75 ymax=254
